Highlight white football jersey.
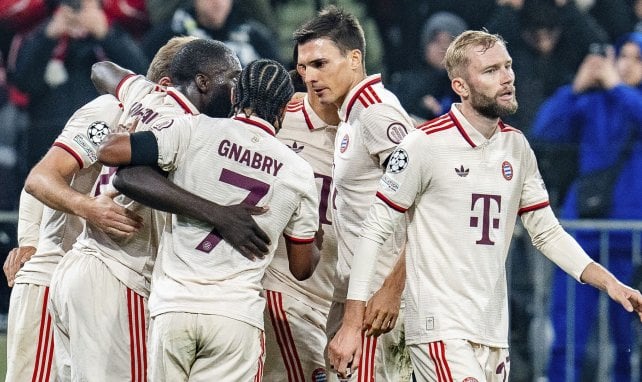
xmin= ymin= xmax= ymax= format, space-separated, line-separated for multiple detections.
xmin=73 ymin=75 xmax=197 ymax=297
xmin=16 ymin=95 xmax=123 ymax=286
xmin=147 ymin=113 xmax=319 ymax=330
xmin=332 ymin=74 xmax=414 ymax=301
xmin=371 ymin=104 xmax=550 ymax=347
xmin=262 ymin=95 xmax=338 ymax=311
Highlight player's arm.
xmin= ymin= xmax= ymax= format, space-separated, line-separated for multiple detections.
xmin=91 ymin=61 xmax=135 ymax=96
xmin=3 ymin=190 xmax=41 ymax=287
xmin=329 ymin=200 xmax=406 ymax=378
xmin=522 ymin=206 xmax=642 ymax=321
xmin=23 ymin=146 xmax=143 ymax=239
xmin=364 ymin=250 xmax=405 ymax=337
xmin=284 ymin=238 xmax=320 ymax=281
xmin=98 ymin=131 xmax=271 ymax=259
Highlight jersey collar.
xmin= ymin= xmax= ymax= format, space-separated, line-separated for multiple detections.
xmin=165 ymin=87 xmax=200 ymax=115
xmin=338 ymin=73 xmax=382 ymax=122
xmin=448 ymin=103 xmax=502 ymax=148
xmin=302 ymin=95 xmax=336 ymax=131
xmin=233 ymin=114 xmax=276 ymax=136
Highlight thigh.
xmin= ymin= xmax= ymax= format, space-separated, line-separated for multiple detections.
xmin=263 ymin=290 xmax=329 ymax=382
xmin=191 ymin=314 xmax=265 ymax=382
xmin=50 ymin=251 xmax=148 ymax=382
xmin=6 ymin=283 xmax=56 ymax=382
xmin=374 ymin=306 xmax=413 ymax=382
xmin=148 ymin=312 xmax=195 ymax=382
xmin=409 ymin=339 xmax=484 ymax=382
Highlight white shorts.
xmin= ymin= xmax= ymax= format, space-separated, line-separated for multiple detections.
xmin=48 ymin=250 xmax=148 ymax=382
xmin=149 ymin=312 xmax=265 ymax=382
xmin=263 ymin=290 xmax=329 ymax=381
xmin=408 ymin=339 xmax=510 ymax=382
xmin=6 ymin=283 xmax=56 ymax=382
xmin=326 ymin=301 xmax=413 ymax=382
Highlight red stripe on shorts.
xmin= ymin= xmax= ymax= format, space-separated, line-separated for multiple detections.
xmin=127 ymin=288 xmax=147 ymax=382
xmin=428 ymin=341 xmax=453 ymax=382
xmin=32 ymin=286 xmax=54 ymax=382
xmin=358 ymin=332 xmax=377 ymax=382
xmin=266 ymin=290 xmax=304 ymax=381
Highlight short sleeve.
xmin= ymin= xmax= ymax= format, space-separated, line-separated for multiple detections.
xmin=519 ymin=137 xmax=550 ymax=212
xmin=149 ymin=114 xmax=194 ymax=173
xmin=116 ymin=74 xmax=155 ymax=104
xmin=283 ymin=165 xmax=320 ymax=242
xmin=360 ymin=103 xmax=414 ymax=166
xmin=53 ymin=95 xmax=123 ymax=169
xmin=375 ymin=130 xmax=429 ymax=212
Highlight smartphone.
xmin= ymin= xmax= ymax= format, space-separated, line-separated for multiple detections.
xmin=588 ymin=42 xmax=608 ymax=57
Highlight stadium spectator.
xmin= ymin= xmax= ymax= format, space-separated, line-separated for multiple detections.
xmin=9 ymin=0 xmax=148 ymax=173
xmin=329 ymin=29 xmax=642 ymax=382
xmin=387 ymin=11 xmax=467 ymax=123
xmin=142 ymin=0 xmax=281 ymax=66
xmin=531 ymin=31 xmax=642 ymax=382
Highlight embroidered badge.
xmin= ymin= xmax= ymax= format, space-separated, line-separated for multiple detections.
xmin=502 ymin=161 xmax=513 ymax=180
xmin=87 ymin=121 xmax=110 ymax=145
xmin=387 ymin=148 xmax=409 ymax=174
xmin=340 ymin=134 xmax=350 ymax=153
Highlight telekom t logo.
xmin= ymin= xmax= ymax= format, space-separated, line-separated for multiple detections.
xmin=470 ymin=193 xmax=501 ymax=245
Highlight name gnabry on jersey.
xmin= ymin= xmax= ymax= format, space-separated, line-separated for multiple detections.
xmin=218 ymin=139 xmax=283 ymax=176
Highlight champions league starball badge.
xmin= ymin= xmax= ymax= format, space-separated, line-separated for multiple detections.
xmin=87 ymin=121 xmax=110 ymax=145
xmin=387 ymin=148 xmax=409 ymax=173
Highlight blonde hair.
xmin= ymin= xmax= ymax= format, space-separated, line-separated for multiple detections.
xmin=444 ymin=30 xmax=506 ymax=80
xmin=146 ymin=36 xmax=199 ymax=82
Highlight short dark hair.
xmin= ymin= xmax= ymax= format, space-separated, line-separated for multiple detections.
xmin=233 ymin=59 xmax=294 ymax=126
xmin=293 ymin=5 xmax=366 ymax=57
xmin=169 ymin=39 xmax=238 ymax=86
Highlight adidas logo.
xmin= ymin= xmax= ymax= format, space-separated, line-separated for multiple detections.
xmin=455 ymin=165 xmax=469 ymax=177
xmin=288 ymin=141 xmax=304 ymax=153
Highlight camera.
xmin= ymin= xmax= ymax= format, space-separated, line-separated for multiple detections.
xmin=588 ymin=42 xmax=608 ymax=57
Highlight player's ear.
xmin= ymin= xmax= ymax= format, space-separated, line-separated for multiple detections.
xmin=195 ymin=73 xmax=209 ymax=94
xmin=349 ymin=49 xmax=362 ymax=70
xmin=452 ymin=77 xmax=469 ymax=98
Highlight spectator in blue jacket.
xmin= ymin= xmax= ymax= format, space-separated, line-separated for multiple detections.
xmin=531 ymin=31 xmax=642 ymax=382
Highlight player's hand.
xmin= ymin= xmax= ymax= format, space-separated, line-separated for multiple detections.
xmin=364 ymin=283 xmax=402 ymax=336
xmin=4 ymin=246 xmax=37 ymax=287
xmin=116 ymin=118 xmax=140 ymax=134
xmin=85 ymin=190 xmax=144 ymax=240
xmin=328 ymin=324 xmax=362 ymax=380
xmin=606 ymin=281 xmax=642 ymax=321
xmin=212 ymin=203 xmax=271 ymax=260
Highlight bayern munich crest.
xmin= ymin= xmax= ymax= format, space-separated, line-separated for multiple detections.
xmin=339 ymin=134 xmax=350 ymax=153
xmin=502 ymin=161 xmax=513 ymax=180
xmin=387 ymin=148 xmax=409 ymax=173
xmin=87 ymin=121 xmax=110 ymax=145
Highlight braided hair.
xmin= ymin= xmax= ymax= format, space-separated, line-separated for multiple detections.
xmin=232 ymin=59 xmax=294 ymax=129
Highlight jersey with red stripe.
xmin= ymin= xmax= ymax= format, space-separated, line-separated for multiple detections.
xmin=16 ymin=95 xmax=123 ymax=286
xmin=73 ymin=75 xmax=196 ymax=298
xmin=332 ymin=74 xmax=414 ymax=301
xmin=371 ymin=104 xmax=549 ymax=347
xmin=263 ymin=95 xmax=337 ymax=311
xmin=147 ymin=113 xmax=319 ymax=330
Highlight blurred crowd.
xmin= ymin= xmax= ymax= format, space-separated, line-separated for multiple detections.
xmin=1 ymin=0 xmax=642 ymax=380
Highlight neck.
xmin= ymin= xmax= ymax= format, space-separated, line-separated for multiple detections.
xmin=309 ymin=93 xmax=340 ymax=125
xmin=457 ymin=103 xmax=499 ymax=139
